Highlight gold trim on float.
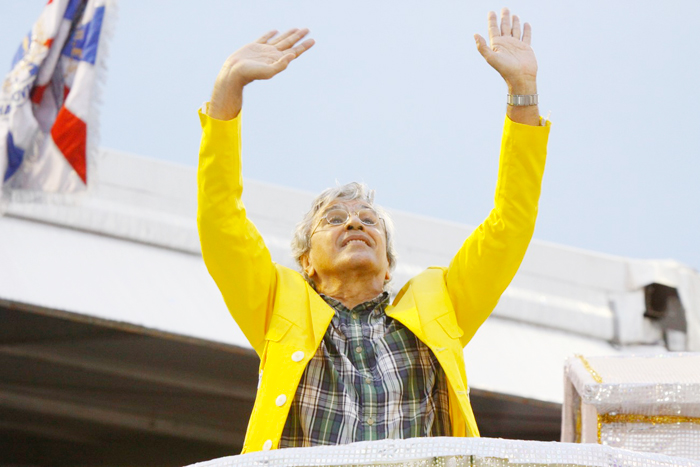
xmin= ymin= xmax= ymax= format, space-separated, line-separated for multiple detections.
xmin=575 ymin=404 xmax=582 ymax=443
xmin=575 ymin=354 xmax=603 ymax=384
xmin=597 ymin=413 xmax=700 ymax=443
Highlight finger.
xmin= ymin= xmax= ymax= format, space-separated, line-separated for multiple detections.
xmin=268 ymin=28 xmax=298 ymax=46
xmin=275 ymin=28 xmax=310 ymax=50
xmin=487 ymin=11 xmax=499 ymax=43
xmin=474 ymin=34 xmax=493 ymax=61
xmin=288 ymin=38 xmax=315 ymax=58
xmin=256 ymin=30 xmax=278 ymax=44
xmin=500 ymin=7 xmax=512 ymax=36
xmin=512 ymin=15 xmax=521 ymax=40
xmin=522 ymin=22 xmax=532 ymax=45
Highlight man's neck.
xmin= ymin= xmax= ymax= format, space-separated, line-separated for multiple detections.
xmin=314 ymin=274 xmax=385 ymax=310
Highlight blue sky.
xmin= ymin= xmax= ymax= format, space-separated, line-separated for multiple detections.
xmin=3 ymin=1 xmax=700 ymax=271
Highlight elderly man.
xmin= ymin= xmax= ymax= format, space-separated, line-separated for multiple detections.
xmin=198 ymin=8 xmax=550 ymax=453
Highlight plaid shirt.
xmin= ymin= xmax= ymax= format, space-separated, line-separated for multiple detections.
xmin=279 ymin=292 xmax=451 ymax=447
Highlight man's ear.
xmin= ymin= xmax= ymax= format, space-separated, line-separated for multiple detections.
xmin=300 ymin=254 xmax=315 ymax=279
xmin=384 ymin=268 xmax=391 ymax=282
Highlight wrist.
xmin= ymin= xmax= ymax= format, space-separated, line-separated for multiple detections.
xmin=208 ymin=95 xmax=242 ymax=121
xmin=209 ymin=81 xmax=244 ymax=121
xmin=506 ymin=77 xmax=537 ymax=96
xmin=226 ymin=62 xmax=251 ymax=89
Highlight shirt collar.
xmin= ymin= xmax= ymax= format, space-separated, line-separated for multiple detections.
xmin=319 ymin=291 xmax=389 ymax=315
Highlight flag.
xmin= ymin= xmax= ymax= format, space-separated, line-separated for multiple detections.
xmin=0 ymin=0 xmax=113 ymax=200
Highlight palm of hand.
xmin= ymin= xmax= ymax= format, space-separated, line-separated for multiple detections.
xmin=488 ymin=35 xmax=537 ymax=82
xmin=217 ymin=29 xmax=314 ymax=89
xmin=474 ymin=9 xmax=539 ymax=88
xmin=209 ymin=29 xmax=313 ymax=120
xmin=227 ymin=43 xmax=290 ymax=84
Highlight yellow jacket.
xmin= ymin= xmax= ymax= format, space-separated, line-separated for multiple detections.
xmin=197 ymin=111 xmax=550 ymax=453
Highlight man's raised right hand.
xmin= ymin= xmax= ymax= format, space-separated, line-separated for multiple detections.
xmin=208 ymin=29 xmax=315 ymax=120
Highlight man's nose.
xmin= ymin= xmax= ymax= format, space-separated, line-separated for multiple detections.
xmin=345 ymin=215 xmax=364 ymax=230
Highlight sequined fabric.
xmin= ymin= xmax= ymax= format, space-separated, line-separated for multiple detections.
xmin=563 ymin=353 xmax=700 ymax=460
xmin=187 ymin=437 xmax=700 ymax=467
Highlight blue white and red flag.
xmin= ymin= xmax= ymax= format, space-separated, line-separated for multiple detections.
xmin=0 ymin=0 xmax=113 ymax=200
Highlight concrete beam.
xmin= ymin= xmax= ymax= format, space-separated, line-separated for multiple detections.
xmin=0 ymin=387 xmax=243 ymax=445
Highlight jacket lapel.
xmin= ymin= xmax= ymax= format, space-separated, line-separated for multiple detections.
xmin=308 ymin=287 xmax=335 ymax=349
xmin=386 ymin=282 xmax=422 ymax=337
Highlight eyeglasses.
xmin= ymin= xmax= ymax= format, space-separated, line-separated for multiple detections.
xmin=311 ymin=206 xmax=382 ymax=235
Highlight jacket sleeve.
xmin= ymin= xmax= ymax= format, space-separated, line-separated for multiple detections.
xmin=197 ymin=109 xmax=277 ymax=356
xmin=446 ymin=116 xmax=551 ymax=348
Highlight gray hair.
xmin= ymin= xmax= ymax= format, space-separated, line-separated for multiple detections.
xmin=291 ymin=182 xmax=397 ymax=288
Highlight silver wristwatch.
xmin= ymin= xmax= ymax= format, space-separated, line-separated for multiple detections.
xmin=507 ymin=94 xmax=538 ymax=106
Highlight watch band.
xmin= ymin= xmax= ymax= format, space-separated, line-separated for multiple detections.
xmin=507 ymin=94 xmax=538 ymax=106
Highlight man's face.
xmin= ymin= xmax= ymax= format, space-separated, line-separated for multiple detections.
xmin=304 ymin=199 xmax=390 ymax=283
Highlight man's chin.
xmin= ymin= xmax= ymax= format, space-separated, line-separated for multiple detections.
xmin=335 ymin=253 xmax=380 ymax=269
